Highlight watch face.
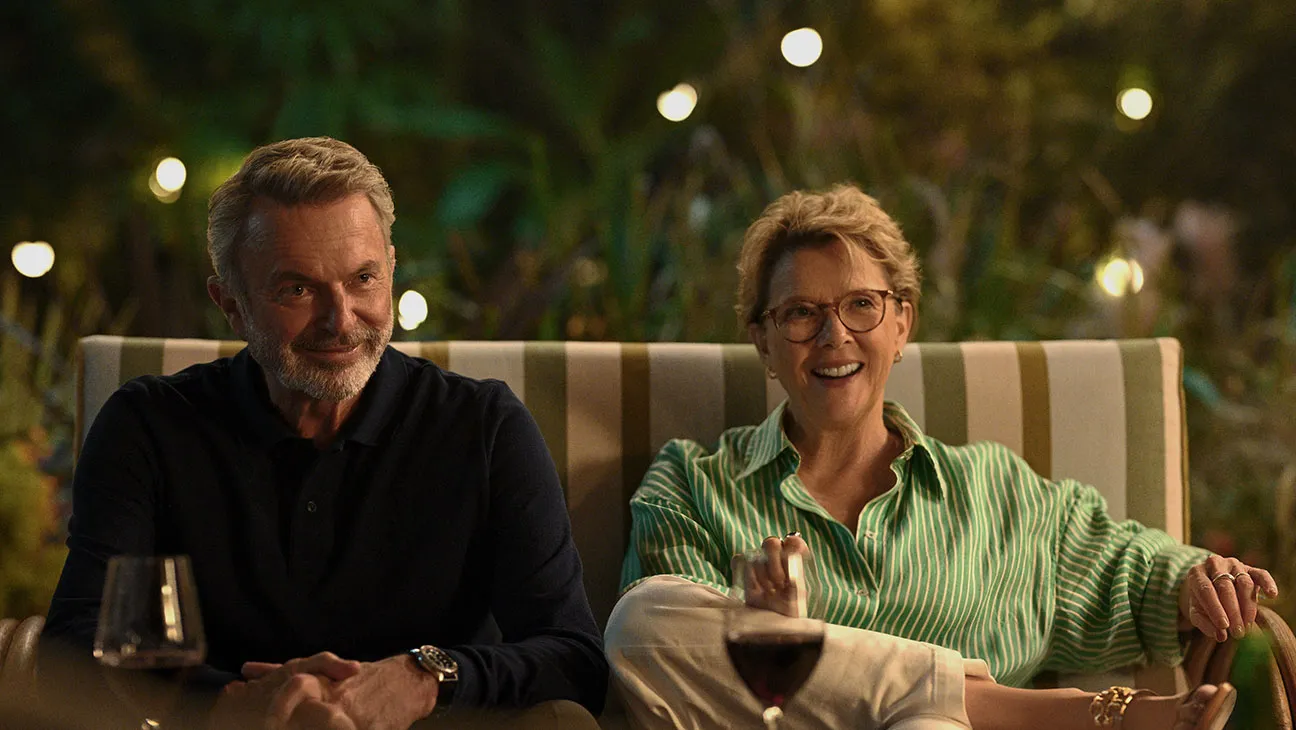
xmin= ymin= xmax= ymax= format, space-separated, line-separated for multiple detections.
xmin=419 ymin=645 xmax=459 ymax=678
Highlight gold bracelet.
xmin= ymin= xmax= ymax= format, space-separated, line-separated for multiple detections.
xmin=1089 ymin=686 xmax=1150 ymax=728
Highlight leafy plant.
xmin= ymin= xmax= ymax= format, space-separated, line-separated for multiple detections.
xmin=0 ymin=272 xmax=79 ymax=618
xmin=3 ymin=0 xmax=1295 ymax=634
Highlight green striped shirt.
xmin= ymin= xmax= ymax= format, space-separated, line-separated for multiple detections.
xmin=620 ymin=400 xmax=1209 ymax=687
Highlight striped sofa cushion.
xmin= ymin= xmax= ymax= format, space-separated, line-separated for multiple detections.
xmin=76 ymin=336 xmax=1188 ymax=692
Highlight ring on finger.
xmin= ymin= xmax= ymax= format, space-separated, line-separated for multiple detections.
xmin=1211 ymin=572 xmax=1238 ymax=585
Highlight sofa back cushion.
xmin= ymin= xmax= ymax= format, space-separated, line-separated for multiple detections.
xmin=77 ymin=336 xmax=1187 ymax=691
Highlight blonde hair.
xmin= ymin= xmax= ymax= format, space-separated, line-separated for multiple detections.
xmin=735 ymin=183 xmax=921 ymax=325
xmin=207 ymin=136 xmax=395 ymax=296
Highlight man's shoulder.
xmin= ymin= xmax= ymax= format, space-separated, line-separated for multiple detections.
xmin=112 ymin=356 xmax=235 ymax=406
xmin=386 ymin=347 xmax=521 ymax=414
xmin=86 ymin=356 xmax=238 ymax=444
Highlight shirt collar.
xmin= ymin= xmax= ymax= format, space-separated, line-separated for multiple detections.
xmin=736 ymin=399 xmax=949 ymax=495
xmin=735 ymin=401 xmax=794 ymax=480
xmin=230 ymin=345 xmax=408 ymax=449
xmin=881 ymin=401 xmax=949 ymax=496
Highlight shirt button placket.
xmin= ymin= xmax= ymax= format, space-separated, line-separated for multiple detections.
xmin=854 ymin=525 xmax=880 ymax=612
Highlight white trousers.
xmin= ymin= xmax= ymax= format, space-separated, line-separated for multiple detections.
xmin=605 ymin=576 xmax=993 ymax=730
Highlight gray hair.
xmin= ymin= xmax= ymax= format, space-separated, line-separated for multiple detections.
xmin=207 ymin=136 xmax=395 ymax=297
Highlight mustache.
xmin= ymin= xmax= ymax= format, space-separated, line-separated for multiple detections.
xmin=292 ymin=325 xmax=384 ymax=351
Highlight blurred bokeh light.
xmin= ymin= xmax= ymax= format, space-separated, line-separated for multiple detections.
xmin=656 ymin=83 xmax=698 ymax=122
xmin=398 ymin=289 xmax=429 ymax=331
xmin=149 ymin=157 xmax=186 ymax=203
xmin=780 ymin=28 xmax=823 ymax=67
xmin=154 ymin=157 xmax=187 ymax=193
xmin=11 ymin=241 xmax=55 ymax=278
xmin=1097 ymin=257 xmax=1145 ymax=297
xmin=1117 ymin=88 xmax=1153 ymax=121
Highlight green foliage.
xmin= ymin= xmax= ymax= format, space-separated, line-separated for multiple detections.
xmin=0 ymin=273 xmax=73 ymax=618
xmin=3 ymin=0 xmax=1295 ymax=626
xmin=0 ymin=438 xmax=66 ymax=619
xmin=1184 ymin=247 xmax=1296 ymax=626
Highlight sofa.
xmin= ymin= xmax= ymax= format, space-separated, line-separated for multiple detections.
xmin=4 ymin=335 xmax=1292 ymax=728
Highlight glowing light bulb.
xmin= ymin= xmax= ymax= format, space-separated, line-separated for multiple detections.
xmin=781 ymin=28 xmax=823 ymax=67
xmin=154 ymin=157 xmax=187 ymax=193
xmin=1117 ymin=88 xmax=1153 ymax=121
xmin=1097 ymin=257 xmax=1146 ymax=297
xmin=656 ymin=83 xmax=698 ymax=122
xmin=398 ymin=289 xmax=429 ymax=331
xmin=1098 ymin=258 xmax=1129 ymax=297
xmin=11 ymin=241 xmax=55 ymax=278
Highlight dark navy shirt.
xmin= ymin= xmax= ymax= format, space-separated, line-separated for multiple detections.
xmin=43 ymin=346 xmax=607 ymax=713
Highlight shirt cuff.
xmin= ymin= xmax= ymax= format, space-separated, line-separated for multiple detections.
xmin=441 ymin=648 xmax=474 ymax=709
xmin=1140 ymin=544 xmax=1211 ymax=666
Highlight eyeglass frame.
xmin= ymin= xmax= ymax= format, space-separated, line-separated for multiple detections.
xmin=757 ymin=288 xmax=901 ymax=343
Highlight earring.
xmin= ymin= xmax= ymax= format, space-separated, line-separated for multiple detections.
xmin=893 ymin=352 xmax=904 ymax=364
xmin=766 ymin=367 xmax=778 ymax=380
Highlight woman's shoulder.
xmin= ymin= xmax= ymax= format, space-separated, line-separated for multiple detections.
xmin=653 ymin=422 xmax=766 ymax=468
xmin=922 ymin=434 xmax=1024 ymax=464
xmin=918 ymin=434 xmax=1060 ymax=497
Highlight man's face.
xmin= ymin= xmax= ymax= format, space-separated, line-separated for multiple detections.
xmin=231 ymin=193 xmax=395 ymax=402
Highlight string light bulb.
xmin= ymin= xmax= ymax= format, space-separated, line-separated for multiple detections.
xmin=1117 ymin=88 xmax=1153 ymax=121
xmin=11 ymin=241 xmax=55 ymax=278
xmin=781 ymin=28 xmax=823 ymax=67
xmin=656 ymin=84 xmax=698 ymax=122
xmin=398 ymin=290 xmax=429 ymax=331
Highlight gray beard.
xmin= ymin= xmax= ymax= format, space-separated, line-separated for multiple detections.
xmin=244 ymin=315 xmax=393 ymax=402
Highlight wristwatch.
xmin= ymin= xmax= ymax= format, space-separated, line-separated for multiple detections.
xmin=408 ymin=644 xmax=459 ymax=709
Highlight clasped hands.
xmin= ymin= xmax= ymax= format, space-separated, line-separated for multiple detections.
xmin=210 ymin=651 xmax=439 ymax=730
xmin=1180 ymin=554 xmax=1279 ymax=642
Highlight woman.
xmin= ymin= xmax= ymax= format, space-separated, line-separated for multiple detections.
xmin=606 ymin=184 xmax=1277 ymax=730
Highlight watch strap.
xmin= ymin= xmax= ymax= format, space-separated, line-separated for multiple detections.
xmin=408 ymin=645 xmax=459 ymax=713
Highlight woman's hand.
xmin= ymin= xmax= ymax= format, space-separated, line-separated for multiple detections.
xmin=742 ymin=533 xmax=813 ymax=617
xmin=1179 ymin=555 xmax=1279 ymax=642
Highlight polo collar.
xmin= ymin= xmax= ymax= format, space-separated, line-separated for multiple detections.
xmin=230 ymin=345 xmax=408 ymax=449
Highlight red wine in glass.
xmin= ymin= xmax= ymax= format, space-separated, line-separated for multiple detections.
xmin=725 ymin=632 xmax=825 ymax=710
xmin=726 ymin=548 xmax=825 ymax=728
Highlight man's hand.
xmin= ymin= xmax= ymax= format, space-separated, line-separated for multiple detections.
xmin=1179 ymin=554 xmax=1279 ymax=642
xmin=209 ymin=652 xmax=361 ymax=730
xmin=242 ymin=653 xmax=440 ymax=730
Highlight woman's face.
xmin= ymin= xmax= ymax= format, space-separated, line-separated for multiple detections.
xmin=749 ymin=239 xmax=913 ymax=436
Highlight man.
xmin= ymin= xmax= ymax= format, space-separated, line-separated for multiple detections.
xmin=41 ymin=137 xmax=608 ymax=729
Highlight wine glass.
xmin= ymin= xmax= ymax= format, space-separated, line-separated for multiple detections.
xmin=93 ymin=555 xmax=207 ymax=729
xmin=725 ymin=547 xmax=825 ymax=729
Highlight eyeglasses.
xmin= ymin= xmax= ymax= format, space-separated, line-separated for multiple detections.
xmin=759 ymin=289 xmax=897 ymax=343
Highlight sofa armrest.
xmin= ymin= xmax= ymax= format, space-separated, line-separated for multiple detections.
xmin=0 ymin=614 xmax=45 ymax=722
xmin=1258 ymin=606 xmax=1296 ymax=729
xmin=1183 ymin=606 xmax=1295 ymax=730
